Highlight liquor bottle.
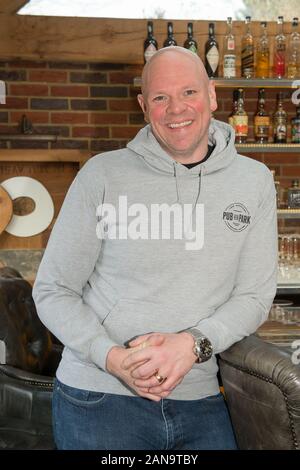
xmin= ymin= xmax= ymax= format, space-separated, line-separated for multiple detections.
xmin=273 ymin=16 xmax=286 ymax=79
xmin=256 ymin=21 xmax=270 ymax=79
xmin=273 ymin=92 xmax=287 ymax=143
xmin=228 ymin=89 xmax=239 ymax=128
xmin=233 ymin=88 xmax=248 ymax=144
xmin=163 ymin=22 xmax=177 ymax=47
xmin=254 ymin=89 xmax=270 ymax=143
xmin=223 ymin=17 xmax=236 ymax=78
xmin=241 ymin=16 xmax=254 ymax=79
xmin=291 ymin=106 xmax=300 ymax=143
xmin=205 ymin=23 xmax=219 ymax=78
xmin=288 ymin=180 xmax=300 ymax=208
xmin=144 ymin=21 xmax=158 ymax=63
xmin=184 ymin=22 xmax=198 ymax=54
xmin=287 ymin=17 xmax=300 ymax=79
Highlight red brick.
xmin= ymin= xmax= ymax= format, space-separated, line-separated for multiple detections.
xmin=8 ymin=60 xmax=47 ymax=68
xmin=109 ymin=71 xmax=138 ymax=84
xmin=29 ymin=70 xmax=68 ymax=83
xmin=0 ymin=112 xmax=8 ymax=123
xmin=51 ymin=140 xmax=89 ymax=150
xmin=51 ymin=112 xmax=89 ymax=124
xmin=31 ymin=98 xmax=68 ymax=110
xmin=2 ymin=97 xmax=28 ymax=109
xmin=111 ymin=126 xmax=142 ymax=139
xmin=281 ymin=166 xmax=300 ymax=177
xmin=0 ymin=124 xmax=18 ymax=133
xmin=0 ymin=70 xmax=26 ymax=81
xmin=109 ymin=99 xmax=140 ymax=112
xmin=11 ymin=111 xmax=49 ymax=124
xmin=51 ymin=85 xmax=89 ymax=97
xmin=91 ymin=140 xmax=125 ymax=152
xmin=10 ymin=84 xmax=48 ymax=96
xmin=72 ymin=126 xmax=109 ymax=138
xmin=264 ymin=155 xmax=300 ymax=165
xmin=10 ymin=140 xmax=49 ymax=149
xmin=89 ymin=113 xmax=127 ymax=125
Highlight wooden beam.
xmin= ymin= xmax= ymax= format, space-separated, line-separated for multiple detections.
xmin=0 ymin=1 xmax=29 ymax=14
xmin=0 ymin=14 xmax=294 ymax=65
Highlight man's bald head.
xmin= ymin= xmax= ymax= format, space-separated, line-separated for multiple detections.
xmin=141 ymin=46 xmax=209 ymax=98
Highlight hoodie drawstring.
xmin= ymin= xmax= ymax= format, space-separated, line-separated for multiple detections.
xmin=193 ymin=168 xmax=202 ymax=213
xmin=173 ymin=162 xmax=202 ymax=212
xmin=173 ymin=163 xmax=182 ymax=203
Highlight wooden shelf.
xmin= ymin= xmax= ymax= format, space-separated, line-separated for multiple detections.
xmin=236 ymin=143 xmax=300 ymax=153
xmin=0 ymin=134 xmax=57 ymax=141
xmin=213 ymin=78 xmax=300 ymax=88
xmin=134 ymin=77 xmax=300 ymax=88
xmin=0 ymin=149 xmax=92 ymax=168
xmin=277 ymin=209 xmax=300 ymax=219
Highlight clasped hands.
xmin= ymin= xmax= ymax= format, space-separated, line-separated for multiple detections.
xmin=106 ymin=331 xmax=196 ymax=402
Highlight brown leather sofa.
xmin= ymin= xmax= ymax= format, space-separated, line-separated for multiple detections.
xmin=0 ymin=267 xmax=61 ymax=449
xmin=219 ymin=334 xmax=300 ymax=450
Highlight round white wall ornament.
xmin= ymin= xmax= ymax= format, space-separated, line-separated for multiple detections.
xmin=1 ymin=176 xmax=54 ymax=237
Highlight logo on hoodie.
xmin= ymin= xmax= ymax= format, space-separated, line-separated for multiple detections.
xmin=223 ymin=203 xmax=251 ymax=232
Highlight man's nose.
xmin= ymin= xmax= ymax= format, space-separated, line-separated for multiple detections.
xmin=167 ymin=97 xmax=187 ymax=114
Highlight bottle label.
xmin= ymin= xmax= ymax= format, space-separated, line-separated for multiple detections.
xmin=241 ymin=45 xmax=254 ymax=77
xmin=223 ymin=54 xmax=236 ymax=78
xmin=254 ymin=116 xmax=270 ymax=137
xmin=144 ymin=44 xmax=157 ymax=62
xmin=227 ymin=39 xmax=235 ymax=50
xmin=233 ymin=115 xmax=248 ymax=136
xmin=274 ymin=119 xmax=287 ymax=140
xmin=291 ymin=123 xmax=300 ymax=142
xmin=206 ymin=46 xmax=219 ymax=73
xmin=188 ymin=44 xmax=198 ymax=54
xmin=288 ymin=190 xmax=300 ymax=208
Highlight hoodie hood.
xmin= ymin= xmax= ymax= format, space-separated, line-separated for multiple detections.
xmin=127 ymin=118 xmax=237 ymax=177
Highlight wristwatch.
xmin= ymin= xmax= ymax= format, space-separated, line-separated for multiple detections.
xmin=184 ymin=327 xmax=213 ymax=363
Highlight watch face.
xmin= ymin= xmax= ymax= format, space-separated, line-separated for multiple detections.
xmin=199 ymin=337 xmax=213 ymax=359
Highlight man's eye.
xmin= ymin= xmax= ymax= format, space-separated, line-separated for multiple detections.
xmin=153 ymin=96 xmax=166 ymax=102
xmin=185 ymin=90 xmax=197 ymax=96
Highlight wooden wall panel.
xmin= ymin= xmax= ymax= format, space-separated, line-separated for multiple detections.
xmin=0 ymin=15 xmax=295 ymax=65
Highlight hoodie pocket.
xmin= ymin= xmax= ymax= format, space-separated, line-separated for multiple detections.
xmin=102 ymin=298 xmax=189 ymax=346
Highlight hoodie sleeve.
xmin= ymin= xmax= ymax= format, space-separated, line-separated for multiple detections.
xmin=32 ymin=167 xmax=118 ymax=371
xmin=193 ymin=168 xmax=278 ymax=354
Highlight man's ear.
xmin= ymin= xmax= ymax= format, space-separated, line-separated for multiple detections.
xmin=208 ymin=81 xmax=218 ymax=113
xmin=137 ymin=94 xmax=149 ymax=122
xmin=137 ymin=93 xmax=146 ymax=113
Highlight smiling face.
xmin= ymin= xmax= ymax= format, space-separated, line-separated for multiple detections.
xmin=138 ymin=48 xmax=217 ymax=164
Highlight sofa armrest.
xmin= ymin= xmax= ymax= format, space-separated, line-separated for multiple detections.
xmin=219 ymin=334 xmax=300 ymax=450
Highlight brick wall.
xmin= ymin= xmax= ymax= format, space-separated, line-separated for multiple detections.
xmin=0 ymin=58 xmax=300 ymax=205
xmin=0 ymin=60 xmax=144 ymax=152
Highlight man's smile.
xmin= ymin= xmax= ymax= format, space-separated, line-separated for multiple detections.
xmin=167 ymin=120 xmax=193 ymax=129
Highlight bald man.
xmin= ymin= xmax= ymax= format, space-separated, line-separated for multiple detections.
xmin=34 ymin=47 xmax=277 ymax=450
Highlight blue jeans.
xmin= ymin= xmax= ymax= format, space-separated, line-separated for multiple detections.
xmin=52 ymin=378 xmax=238 ymax=450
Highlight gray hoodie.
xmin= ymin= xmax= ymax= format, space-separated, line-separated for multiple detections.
xmin=32 ymin=119 xmax=278 ymax=400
